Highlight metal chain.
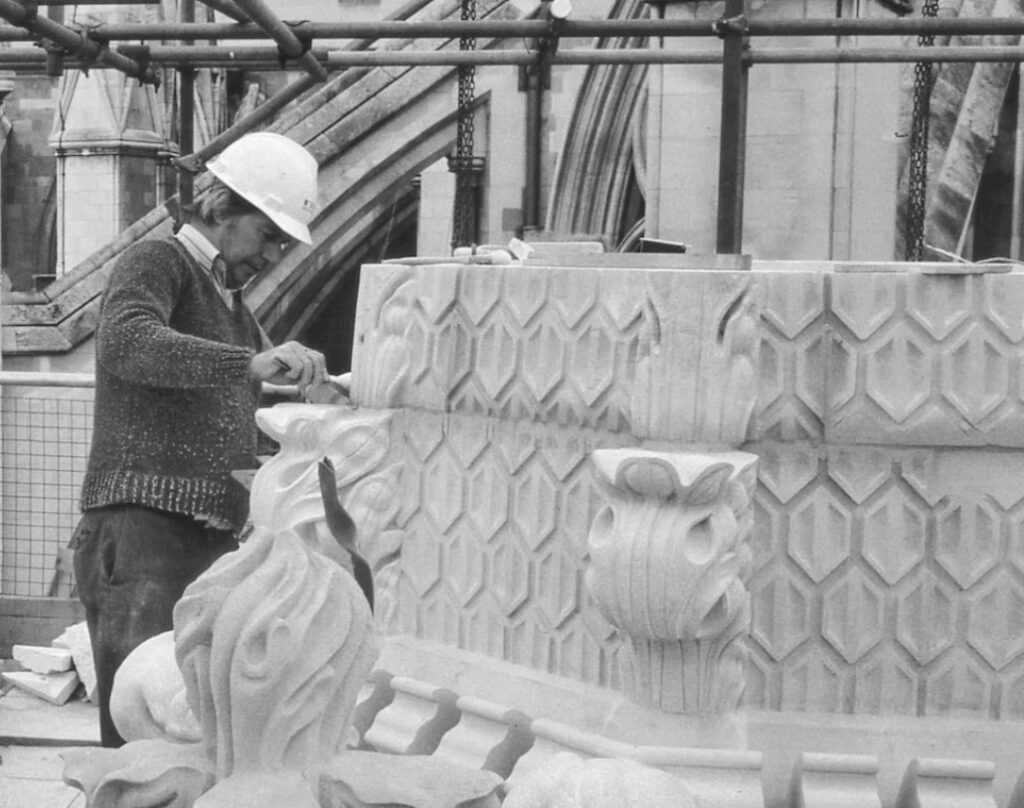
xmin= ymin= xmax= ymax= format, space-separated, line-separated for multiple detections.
xmin=906 ymin=0 xmax=940 ymax=261
xmin=451 ymin=0 xmax=478 ymax=249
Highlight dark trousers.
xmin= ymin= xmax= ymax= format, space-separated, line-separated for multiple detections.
xmin=71 ymin=505 xmax=238 ymax=747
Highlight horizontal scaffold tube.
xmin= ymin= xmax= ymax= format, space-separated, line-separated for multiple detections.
xmin=0 ymin=44 xmax=1019 ymax=71
xmin=33 ymin=0 xmax=161 ymax=4
xmin=6 ymin=16 xmax=1024 ymax=42
xmin=229 ymin=0 xmax=327 ymax=81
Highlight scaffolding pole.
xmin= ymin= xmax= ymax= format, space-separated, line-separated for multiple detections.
xmin=2 ymin=43 xmax=1024 ymax=71
xmin=32 ymin=0 xmax=161 ymax=4
xmin=716 ymin=0 xmax=749 ymax=254
xmin=0 ymin=0 xmax=158 ymax=84
xmin=4 ymin=7 xmax=1021 ymax=257
xmin=6 ymin=16 xmax=1024 ymax=42
xmin=179 ymin=0 xmax=196 ymax=210
xmin=173 ymin=73 xmax=321 ymax=172
xmin=229 ymin=0 xmax=328 ymax=82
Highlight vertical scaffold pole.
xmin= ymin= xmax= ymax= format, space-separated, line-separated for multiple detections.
xmin=715 ymin=0 xmax=750 ymax=254
xmin=179 ymin=0 xmax=195 ymax=212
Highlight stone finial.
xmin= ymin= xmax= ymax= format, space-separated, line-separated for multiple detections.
xmin=585 ymin=448 xmax=757 ymax=714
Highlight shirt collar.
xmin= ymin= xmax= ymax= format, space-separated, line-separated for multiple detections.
xmin=175 ymin=223 xmax=232 ymax=305
xmin=175 ymin=223 xmax=220 ymax=272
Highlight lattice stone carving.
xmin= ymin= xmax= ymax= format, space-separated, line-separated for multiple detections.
xmin=744 ymin=442 xmax=1024 ymax=719
xmin=350 ymin=260 xmax=1024 ymax=722
xmin=824 ymin=270 xmax=1024 ymax=447
xmin=744 ymin=265 xmax=1024 ymax=719
xmin=351 ymin=261 xmax=764 ymax=703
xmin=585 ymin=448 xmax=757 ymax=714
xmin=353 ymin=263 xmax=762 ymax=443
xmin=379 ymin=410 xmax=633 ymax=686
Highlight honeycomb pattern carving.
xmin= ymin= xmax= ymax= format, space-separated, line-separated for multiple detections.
xmin=380 ymin=409 xmax=634 ymax=685
xmin=352 ymin=263 xmax=1024 ymax=721
xmin=819 ymin=271 xmax=1024 ymax=447
xmin=744 ymin=443 xmax=1024 ymax=719
xmin=745 ymin=268 xmax=1024 ymax=720
xmin=354 ymin=263 xmax=761 ymax=443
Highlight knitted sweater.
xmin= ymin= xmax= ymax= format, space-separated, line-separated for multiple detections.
xmin=80 ymin=238 xmax=263 ymax=532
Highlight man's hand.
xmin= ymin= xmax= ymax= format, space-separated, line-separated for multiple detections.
xmin=250 ymin=341 xmax=328 ymax=393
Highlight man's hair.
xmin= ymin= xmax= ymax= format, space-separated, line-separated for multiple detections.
xmin=187 ymin=179 xmax=260 ymax=225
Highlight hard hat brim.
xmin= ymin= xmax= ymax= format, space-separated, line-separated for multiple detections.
xmin=225 ymin=182 xmax=314 ymax=245
xmin=262 ymin=207 xmax=313 ymax=246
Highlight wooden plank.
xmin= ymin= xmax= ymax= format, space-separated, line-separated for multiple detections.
xmin=0 ymin=597 xmax=85 ymax=659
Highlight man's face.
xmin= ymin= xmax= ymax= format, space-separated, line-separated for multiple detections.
xmin=218 ymin=211 xmax=293 ymax=290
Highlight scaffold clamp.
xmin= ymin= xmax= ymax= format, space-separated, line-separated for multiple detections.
xmin=278 ymin=33 xmax=313 ymax=70
xmin=712 ymin=14 xmax=749 ymax=37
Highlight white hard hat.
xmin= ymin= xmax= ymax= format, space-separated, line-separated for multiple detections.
xmin=206 ymin=132 xmax=319 ymax=245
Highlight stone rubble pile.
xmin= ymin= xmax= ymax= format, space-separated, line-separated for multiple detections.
xmin=1 ymin=621 xmax=96 ymax=706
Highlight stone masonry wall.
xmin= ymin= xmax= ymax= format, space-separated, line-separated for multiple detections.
xmin=350 ymin=258 xmax=1024 ymax=721
xmin=351 ymin=259 xmax=758 ymax=700
xmin=747 ymin=263 xmax=1024 ymax=720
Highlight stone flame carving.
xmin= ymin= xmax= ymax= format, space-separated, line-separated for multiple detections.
xmin=251 ymin=404 xmax=406 ymax=621
xmin=63 ymin=403 xmax=501 ymax=807
xmin=585 ymin=448 xmax=757 ymax=714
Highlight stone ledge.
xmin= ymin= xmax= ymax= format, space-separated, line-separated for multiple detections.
xmin=361 ymin=635 xmax=1018 ymax=808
